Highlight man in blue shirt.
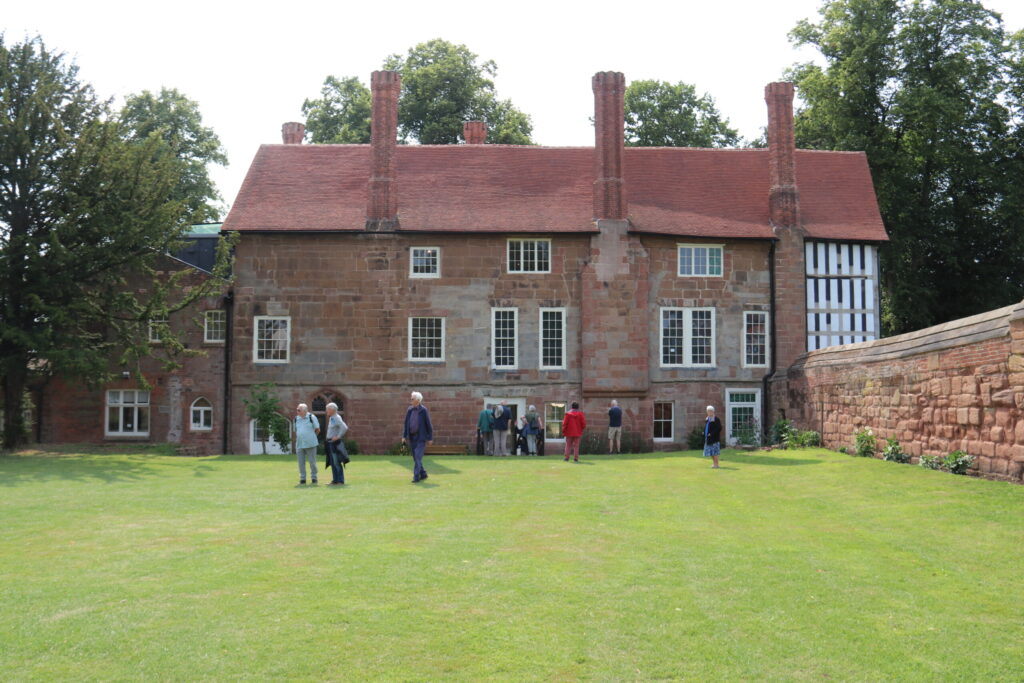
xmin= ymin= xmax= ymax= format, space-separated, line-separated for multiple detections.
xmin=608 ymin=399 xmax=623 ymax=454
xmin=294 ymin=403 xmax=320 ymax=485
xmin=402 ymin=391 xmax=434 ymax=483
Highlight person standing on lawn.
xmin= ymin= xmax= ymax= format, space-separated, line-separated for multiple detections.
xmin=324 ymin=402 xmax=347 ymax=485
xmin=561 ymin=401 xmax=586 ymax=462
xmin=294 ymin=403 xmax=320 ymax=485
xmin=402 ymin=391 xmax=433 ymax=483
xmin=520 ymin=405 xmax=542 ymax=456
xmin=492 ymin=400 xmax=511 ymax=456
xmin=704 ymin=405 xmax=722 ymax=469
xmin=607 ymin=399 xmax=623 ymax=454
xmin=477 ymin=404 xmax=495 ymax=455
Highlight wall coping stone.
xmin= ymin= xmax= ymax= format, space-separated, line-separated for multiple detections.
xmin=792 ymin=301 xmax=1022 ymax=369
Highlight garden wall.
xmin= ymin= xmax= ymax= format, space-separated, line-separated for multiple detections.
xmin=773 ymin=300 xmax=1024 ymax=482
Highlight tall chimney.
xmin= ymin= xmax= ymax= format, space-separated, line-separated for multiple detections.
xmin=592 ymin=72 xmax=627 ymax=220
xmin=765 ymin=82 xmax=800 ymax=229
xmin=367 ymin=70 xmax=401 ymax=229
xmin=463 ymin=121 xmax=487 ymax=144
xmin=281 ymin=122 xmax=305 ymax=144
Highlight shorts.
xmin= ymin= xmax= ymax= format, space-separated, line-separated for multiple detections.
xmin=703 ymin=442 xmax=721 ymax=458
xmin=608 ymin=426 xmax=622 ymax=440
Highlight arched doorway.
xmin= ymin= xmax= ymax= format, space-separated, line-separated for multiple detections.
xmin=310 ymin=390 xmax=345 ymax=449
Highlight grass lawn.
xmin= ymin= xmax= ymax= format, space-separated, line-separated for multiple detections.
xmin=1 ymin=446 xmax=1022 ymax=681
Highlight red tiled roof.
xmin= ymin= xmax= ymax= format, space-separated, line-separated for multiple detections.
xmin=223 ymin=144 xmax=888 ymax=242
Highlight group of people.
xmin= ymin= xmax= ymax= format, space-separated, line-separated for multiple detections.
xmin=292 ymin=392 xmax=725 ymax=485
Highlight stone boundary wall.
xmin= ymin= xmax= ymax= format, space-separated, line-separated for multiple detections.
xmin=773 ymin=300 xmax=1024 ymax=482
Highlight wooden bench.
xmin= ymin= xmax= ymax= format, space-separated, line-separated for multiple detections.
xmin=424 ymin=444 xmax=469 ymax=455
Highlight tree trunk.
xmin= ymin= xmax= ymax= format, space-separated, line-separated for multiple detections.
xmin=1 ymin=357 xmax=29 ymax=450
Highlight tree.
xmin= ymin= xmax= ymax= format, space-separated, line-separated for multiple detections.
xmin=304 ymin=39 xmax=534 ymax=145
xmin=243 ymin=383 xmax=290 ymax=454
xmin=119 ymin=87 xmax=228 ymax=223
xmin=301 ymin=76 xmax=372 ymax=144
xmin=0 ymin=36 xmax=234 ymax=449
xmin=787 ymin=0 xmax=1024 ymax=334
xmin=624 ymin=80 xmax=740 ymax=147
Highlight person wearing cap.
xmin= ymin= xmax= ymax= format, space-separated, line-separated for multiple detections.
xmin=703 ymin=405 xmax=723 ymax=468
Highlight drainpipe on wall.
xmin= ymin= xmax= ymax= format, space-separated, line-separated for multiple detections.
xmin=221 ymin=289 xmax=234 ymax=455
xmin=763 ymin=239 xmax=779 ymax=438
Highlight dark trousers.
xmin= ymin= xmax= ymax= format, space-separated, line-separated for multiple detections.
xmin=410 ymin=438 xmax=427 ymax=480
xmin=326 ymin=440 xmax=345 ymax=484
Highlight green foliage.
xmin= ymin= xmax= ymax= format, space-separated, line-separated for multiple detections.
xmin=0 ymin=36 xmax=234 ymax=449
xmin=579 ymin=431 xmax=608 ymax=455
xmin=624 ymin=80 xmax=740 ymax=147
xmin=788 ymin=0 xmax=1024 ymax=335
xmin=301 ymin=75 xmax=372 ymax=144
xmin=118 ymin=87 xmax=228 ymax=222
xmin=854 ymin=428 xmax=876 ymax=458
xmin=837 ymin=446 xmax=849 ymax=454
xmin=304 ymin=39 xmax=534 ymax=146
xmin=735 ymin=417 xmax=761 ymax=447
xmin=687 ymin=426 xmax=706 ymax=450
xmin=618 ymin=430 xmax=654 ymax=454
xmin=242 ymin=383 xmax=290 ymax=454
xmin=580 ymin=430 xmax=651 ymax=454
xmin=769 ymin=418 xmax=796 ymax=446
xmin=790 ymin=430 xmax=821 ymax=448
xmin=882 ymin=437 xmax=910 ymax=463
xmin=918 ymin=454 xmax=943 ymax=470
xmin=943 ymin=451 xmax=975 ymax=475
xmin=343 ymin=438 xmax=360 ymax=456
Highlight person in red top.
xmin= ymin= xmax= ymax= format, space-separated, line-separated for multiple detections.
xmin=561 ymin=401 xmax=586 ymax=462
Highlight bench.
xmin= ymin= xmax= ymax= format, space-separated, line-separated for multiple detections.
xmin=424 ymin=444 xmax=469 ymax=455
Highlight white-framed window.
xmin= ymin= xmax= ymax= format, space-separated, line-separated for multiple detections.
xmin=492 ymin=308 xmax=518 ymax=369
xmin=660 ymin=307 xmax=716 ymax=367
xmin=148 ymin=317 xmax=168 ymax=344
xmin=408 ymin=317 xmax=445 ymax=361
xmin=539 ymin=308 xmax=566 ymax=370
xmin=204 ymin=310 xmax=227 ymax=343
xmin=254 ymin=316 xmax=290 ymax=364
xmin=743 ymin=311 xmax=769 ymax=368
xmin=545 ymin=402 xmax=566 ymax=440
xmin=726 ymin=388 xmax=762 ymax=445
xmin=190 ymin=397 xmax=213 ymax=431
xmin=106 ymin=390 xmax=150 ymax=436
xmin=507 ymin=239 xmax=551 ymax=274
xmin=677 ymin=244 xmax=724 ymax=277
xmin=653 ymin=401 xmax=674 ymax=441
xmin=410 ymin=246 xmax=441 ymax=278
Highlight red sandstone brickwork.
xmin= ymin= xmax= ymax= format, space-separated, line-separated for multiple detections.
xmin=592 ymin=72 xmax=626 ymax=221
xmin=368 ymin=70 xmax=400 ymax=226
xmin=775 ymin=301 xmax=1024 ymax=482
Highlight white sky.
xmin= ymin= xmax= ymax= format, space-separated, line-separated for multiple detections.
xmin=6 ymin=0 xmax=1023 ymax=216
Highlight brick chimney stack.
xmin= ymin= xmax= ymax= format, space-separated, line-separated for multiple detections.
xmin=367 ymin=70 xmax=401 ymax=229
xmin=765 ymin=82 xmax=800 ymax=230
xmin=592 ymin=71 xmax=627 ymax=220
xmin=281 ymin=122 xmax=305 ymax=144
xmin=463 ymin=121 xmax=487 ymax=144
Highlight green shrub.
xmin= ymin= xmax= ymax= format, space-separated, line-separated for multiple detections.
xmin=618 ymin=430 xmax=653 ymax=454
xmin=919 ymin=454 xmax=942 ymax=470
xmin=769 ymin=418 xmax=795 ymax=446
xmin=837 ymin=446 xmax=849 ymax=454
xmin=735 ymin=417 xmax=761 ymax=447
xmin=882 ymin=437 xmax=910 ymax=463
xmin=687 ymin=426 xmax=705 ymax=450
xmin=854 ymin=428 xmax=876 ymax=458
xmin=791 ymin=430 xmax=821 ymax=448
xmin=944 ymin=450 xmax=975 ymax=475
xmin=343 ymin=438 xmax=360 ymax=456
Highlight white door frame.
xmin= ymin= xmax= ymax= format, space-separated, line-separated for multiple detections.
xmin=249 ymin=418 xmax=292 ymax=455
xmin=483 ymin=396 xmax=528 ymax=454
xmin=725 ymin=388 xmax=762 ymax=446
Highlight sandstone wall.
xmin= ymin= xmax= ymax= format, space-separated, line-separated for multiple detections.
xmin=774 ymin=301 xmax=1024 ymax=482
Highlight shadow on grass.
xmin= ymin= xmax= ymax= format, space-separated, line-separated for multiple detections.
xmin=0 ymin=453 xmax=164 ymax=486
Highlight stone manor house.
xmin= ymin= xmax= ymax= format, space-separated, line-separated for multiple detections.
xmin=32 ymin=71 xmax=888 ymax=455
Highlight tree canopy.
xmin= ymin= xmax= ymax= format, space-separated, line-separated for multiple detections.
xmin=788 ymin=0 xmax=1024 ymax=335
xmin=302 ymin=39 xmax=533 ymax=145
xmin=624 ymin=80 xmax=740 ymax=147
xmin=0 ymin=36 xmax=233 ymax=448
xmin=119 ymin=87 xmax=228 ymax=223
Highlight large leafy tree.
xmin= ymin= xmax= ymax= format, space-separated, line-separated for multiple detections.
xmin=788 ymin=0 xmax=1024 ymax=334
xmin=0 ymin=36 xmax=233 ymax=449
xmin=624 ymin=80 xmax=740 ymax=147
xmin=119 ymin=87 xmax=228 ymax=223
xmin=303 ymin=39 xmax=533 ymax=145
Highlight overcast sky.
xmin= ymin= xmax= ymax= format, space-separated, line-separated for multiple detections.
xmin=6 ymin=0 xmax=1023 ymax=216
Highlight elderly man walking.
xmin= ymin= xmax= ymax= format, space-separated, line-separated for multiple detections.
xmin=294 ymin=403 xmax=320 ymax=485
xmin=324 ymin=402 xmax=348 ymax=485
xmin=403 ymin=391 xmax=434 ymax=483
